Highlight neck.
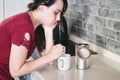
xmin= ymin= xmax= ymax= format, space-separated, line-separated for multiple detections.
xmin=28 ymin=11 xmax=40 ymax=28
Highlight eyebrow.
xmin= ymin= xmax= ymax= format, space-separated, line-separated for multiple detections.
xmin=57 ymin=9 xmax=62 ymax=12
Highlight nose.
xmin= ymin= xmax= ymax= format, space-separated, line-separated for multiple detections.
xmin=56 ymin=14 xmax=61 ymax=21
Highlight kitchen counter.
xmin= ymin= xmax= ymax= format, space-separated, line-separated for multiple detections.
xmin=34 ymin=55 xmax=120 ymax=80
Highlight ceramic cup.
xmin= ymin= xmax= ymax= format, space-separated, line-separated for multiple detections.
xmin=57 ymin=54 xmax=71 ymax=70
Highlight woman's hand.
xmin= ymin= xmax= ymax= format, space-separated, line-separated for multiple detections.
xmin=45 ymin=44 xmax=65 ymax=61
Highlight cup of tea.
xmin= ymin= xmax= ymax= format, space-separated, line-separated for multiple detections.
xmin=57 ymin=54 xmax=71 ymax=70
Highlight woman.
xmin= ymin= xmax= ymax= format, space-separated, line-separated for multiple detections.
xmin=0 ymin=0 xmax=68 ymax=79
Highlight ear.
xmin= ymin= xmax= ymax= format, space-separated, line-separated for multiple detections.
xmin=37 ymin=5 xmax=47 ymax=12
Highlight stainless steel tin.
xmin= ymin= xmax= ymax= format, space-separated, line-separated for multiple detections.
xmin=76 ymin=58 xmax=89 ymax=69
xmin=75 ymin=43 xmax=91 ymax=69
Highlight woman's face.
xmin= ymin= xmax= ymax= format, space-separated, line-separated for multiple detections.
xmin=40 ymin=0 xmax=64 ymax=27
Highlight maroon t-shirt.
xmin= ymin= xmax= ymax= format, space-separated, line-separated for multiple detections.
xmin=0 ymin=12 xmax=35 ymax=79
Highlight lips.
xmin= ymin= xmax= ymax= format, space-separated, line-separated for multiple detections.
xmin=52 ymin=22 xmax=57 ymax=25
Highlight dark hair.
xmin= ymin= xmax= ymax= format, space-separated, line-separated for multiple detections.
xmin=35 ymin=25 xmax=45 ymax=51
xmin=61 ymin=0 xmax=68 ymax=18
xmin=28 ymin=0 xmax=68 ymax=17
xmin=28 ymin=0 xmax=56 ymax=10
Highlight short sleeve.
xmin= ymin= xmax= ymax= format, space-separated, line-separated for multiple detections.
xmin=11 ymin=26 xmax=32 ymax=50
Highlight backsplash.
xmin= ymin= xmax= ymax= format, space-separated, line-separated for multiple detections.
xmin=65 ymin=0 xmax=120 ymax=56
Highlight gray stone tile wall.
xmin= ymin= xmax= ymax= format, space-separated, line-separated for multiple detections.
xmin=65 ymin=0 xmax=120 ymax=55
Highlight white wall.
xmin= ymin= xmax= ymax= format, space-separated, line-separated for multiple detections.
xmin=3 ymin=0 xmax=33 ymax=20
xmin=0 ymin=0 xmax=4 ymax=21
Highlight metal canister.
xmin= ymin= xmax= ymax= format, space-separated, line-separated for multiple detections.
xmin=75 ymin=43 xmax=91 ymax=69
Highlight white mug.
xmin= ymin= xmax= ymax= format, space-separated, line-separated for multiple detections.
xmin=57 ymin=54 xmax=71 ymax=70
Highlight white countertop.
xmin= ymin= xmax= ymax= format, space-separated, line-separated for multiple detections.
xmin=35 ymin=55 xmax=120 ymax=80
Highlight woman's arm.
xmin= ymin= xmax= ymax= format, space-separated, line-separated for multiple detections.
xmin=9 ymin=25 xmax=64 ymax=78
xmin=43 ymin=26 xmax=54 ymax=54
xmin=9 ymin=43 xmax=64 ymax=78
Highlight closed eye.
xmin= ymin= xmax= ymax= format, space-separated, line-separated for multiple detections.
xmin=55 ymin=11 xmax=59 ymax=15
xmin=55 ymin=9 xmax=62 ymax=14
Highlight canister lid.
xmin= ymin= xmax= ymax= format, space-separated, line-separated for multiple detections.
xmin=76 ymin=43 xmax=89 ymax=47
xmin=76 ymin=47 xmax=91 ymax=60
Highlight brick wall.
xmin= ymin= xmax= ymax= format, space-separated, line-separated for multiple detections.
xmin=65 ymin=0 xmax=120 ymax=56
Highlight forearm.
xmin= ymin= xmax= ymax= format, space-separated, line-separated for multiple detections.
xmin=12 ymin=44 xmax=64 ymax=78
xmin=12 ymin=54 xmax=52 ymax=78
xmin=44 ymin=28 xmax=54 ymax=53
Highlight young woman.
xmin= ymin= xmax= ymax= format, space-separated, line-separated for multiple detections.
xmin=0 ymin=0 xmax=68 ymax=79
